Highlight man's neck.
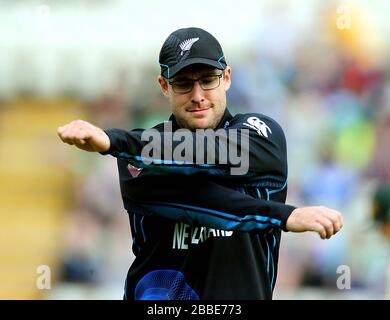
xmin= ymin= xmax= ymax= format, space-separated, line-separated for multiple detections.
xmin=168 ymin=108 xmax=233 ymax=131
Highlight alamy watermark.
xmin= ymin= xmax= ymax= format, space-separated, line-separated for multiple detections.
xmin=140 ymin=121 xmax=250 ymax=176
xmin=336 ymin=5 xmax=351 ymax=30
xmin=35 ymin=4 xmax=51 ymax=31
xmin=36 ymin=265 xmax=51 ymax=290
xmin=336 ymin=265 xmax=351 ymax=290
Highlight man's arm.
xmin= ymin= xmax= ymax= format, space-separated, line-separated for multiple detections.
xmin=121 ymin=175 xmax=342 ymax=239
xmin=104 ymin=113 xmax=287 ymax=181
xmin=57 ymin=120 xmax=110 ymax=152
xmin=58 ymin=114 xmax=287 ymax=181
xmin=57 ymin=119 xmax=343 ymax=239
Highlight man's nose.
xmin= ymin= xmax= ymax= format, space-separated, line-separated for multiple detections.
xmin=190 ymin=81 xmax=205 ymax=104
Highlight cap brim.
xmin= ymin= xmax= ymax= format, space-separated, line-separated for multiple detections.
xmin=162 ymin=58 xmax=226 ymax=79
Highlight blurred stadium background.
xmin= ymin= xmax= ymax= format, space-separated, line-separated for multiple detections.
xmin=0 ymin=0 xmax=389 ymax=299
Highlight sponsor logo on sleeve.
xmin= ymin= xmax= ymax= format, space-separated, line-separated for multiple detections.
xmin=127 ymin=164 xmax=143 ymax=178
xmin=243 ymin=116 xmax=272 ymax=138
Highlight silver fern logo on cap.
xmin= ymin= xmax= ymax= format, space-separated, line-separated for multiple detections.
xmin=179 ymin=37 xmax=199 ymax=56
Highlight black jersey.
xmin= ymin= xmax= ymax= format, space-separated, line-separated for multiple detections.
xmin=102 ymin=109 xmax=296 ymax=300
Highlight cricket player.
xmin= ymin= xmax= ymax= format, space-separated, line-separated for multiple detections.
xmin=58 ymin=27 xmax=343 ymax=299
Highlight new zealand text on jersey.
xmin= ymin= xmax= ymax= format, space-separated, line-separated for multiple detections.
xmin=172 ymin=222 xmax=233 ymax=249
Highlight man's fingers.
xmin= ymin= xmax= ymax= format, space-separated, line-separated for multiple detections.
xmin=75 ymin=139 xmax=87 ymax=148
xmin=57 ymin=123 xmax=90 ymax=145
xmin=317 ymin=214 xmax=343 ymax=239
xmin=333 ymin=210 xmax=344 ymax=230
xmin=329 ymin=210 xmax=343 ymax=235
xmin=327 ymin=208 xmax=343 ymax=224
xmin=312 ymin=222 xmax=327 ymax=239
xmin=57 ymin=120 xmax=110 ymax=153
xmin=318 ymin=207 xmax=343 ymax=238
xmin=311 ymin=210 xmax=338 ymax=239
xmin=57 ymin=126 xmax=66 ymax=141
xmin=57 ymin=129 xmax=76 ymax=145
xmin=286 ymin=206 xmax=343 ymax=239
xmin=334 ymin=219 xmax=343 ymax=234
xmin=57 ymin=128 xmax=74 ymax=145
xmin=322 ymin=217 xmax=335 ymax=239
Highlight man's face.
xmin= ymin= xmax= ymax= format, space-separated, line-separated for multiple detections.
xmin=158 ymin=65 xmax=231 ymax=130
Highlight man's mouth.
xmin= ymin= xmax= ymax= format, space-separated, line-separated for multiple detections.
xmin=188 ymin=107 xmax=211 ymax=116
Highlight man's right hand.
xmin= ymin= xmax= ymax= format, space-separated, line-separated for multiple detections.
xmin=57 ymin=120 xmax=110 ymax=153
xmin=286 ymin=206 xmax=343 ymax=239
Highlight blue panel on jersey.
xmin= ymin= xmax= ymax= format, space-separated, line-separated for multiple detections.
xmin=134 ymin=269 xmax=199 ymax=300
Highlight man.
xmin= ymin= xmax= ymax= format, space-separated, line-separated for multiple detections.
xmin=58 ymin=27 xmax=343 ymax=300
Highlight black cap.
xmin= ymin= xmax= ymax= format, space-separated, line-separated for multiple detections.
xmin=159 ymin=27 xmax=227 ymax=79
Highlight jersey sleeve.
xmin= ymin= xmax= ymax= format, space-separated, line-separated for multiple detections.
xmin=101 ymin=113 xmax=288 ymax=182
xmin=119 ymin=170 xmax=295 ymax=232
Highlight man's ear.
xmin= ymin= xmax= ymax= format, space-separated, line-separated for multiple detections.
xmin=223 ymin=66 xmax=232 ymax=92
xmin=158 ymin=76 xmax=170 ymax=97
